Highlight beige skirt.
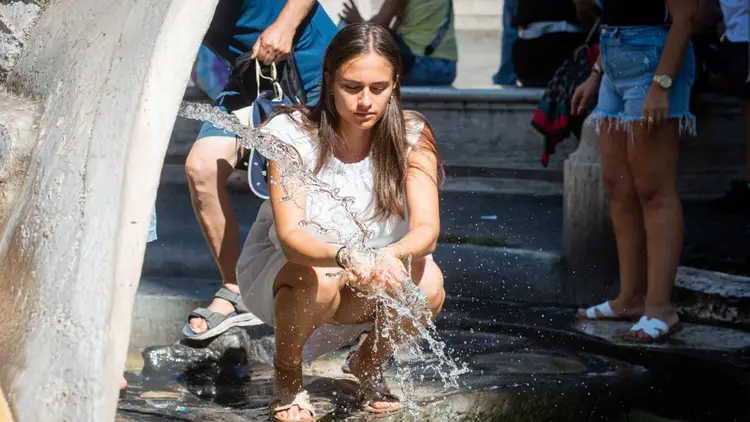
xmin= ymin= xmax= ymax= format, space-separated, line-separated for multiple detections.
xmin=237 ymin=245 xmax=373 ymax=363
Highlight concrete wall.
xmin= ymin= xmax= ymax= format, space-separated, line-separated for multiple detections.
xmin=402 ymin=87 xmax=577 ymax=173
xmin=0 ymin=0 xmax=218 ymax=421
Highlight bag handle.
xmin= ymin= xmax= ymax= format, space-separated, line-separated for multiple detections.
xmin=255 ymin=60 xmax=284 ymax=101
xmin=573 ymin=17 xmax=601 ymax=58
xmin=583 ymin=17 xmax=601 ymax=46
xmin=424 ymin=0 xmax=453 ymax=56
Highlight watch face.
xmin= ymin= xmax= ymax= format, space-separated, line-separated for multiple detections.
xmin=658 ymin=75 xmax=672 ymax=88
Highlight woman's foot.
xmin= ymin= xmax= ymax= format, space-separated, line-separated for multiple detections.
xmin=346 ymin=351 xmax=400 ymax=413
xmin=271 ymin=358 xmax=313 ymax=422
xmin=623 ymin=308 xmax=682 ymax=342
xmin=576 ymin=297 xmax=644 ymax=321
xmin=120 ymin=376 xmax=127 ymax=390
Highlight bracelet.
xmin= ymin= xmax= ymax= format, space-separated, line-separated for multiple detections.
xmin=335 ymin=246 xmax=348 ymax=268
xmin=387 ymin=243 xmax=407 ymax=261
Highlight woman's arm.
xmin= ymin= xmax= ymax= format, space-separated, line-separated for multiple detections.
xmin=382 ymin=120 xmax=441 ymax=260
xmin=369 ymin=0 xmax=406 ymax=27
xmin=656 ymin=0 xmax=699 ymax=81
xmin=572 ymin=0 xmax=599 ymax=31
xmin=267 ymin=152 xmax=341 ymax=268
xmin=341 ymin=0 xmax=405 ymax=28
xmin=694 ymin=0 xmax=720 ymax=35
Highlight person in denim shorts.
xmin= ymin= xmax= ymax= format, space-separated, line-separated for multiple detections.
xmin=570 ymin=0 xmax=699 ymax=342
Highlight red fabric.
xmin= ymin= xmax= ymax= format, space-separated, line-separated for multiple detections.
xmin=587 ymin=44 xmax=600 ymax=65
xmin=532 ymin=108 xmax=570 ymax=134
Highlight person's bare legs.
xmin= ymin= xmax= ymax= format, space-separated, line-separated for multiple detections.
xmin=627 ymin=120 xmax=683 ymax=338
xmin=271 ymin=263 xmax=351 ymax=421
xmin=343 ymin=257 xmax=445 ymax=411
xmin=591 ymin=121 xmax=647 ymax=317
xmin=270 ymin=258 xmax=445 ymax=419
xmin=185 ymin=135 xmax=244 ymax=333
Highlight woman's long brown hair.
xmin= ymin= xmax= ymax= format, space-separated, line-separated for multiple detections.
xmin=274 ymin=23 xmax=443 ymax=221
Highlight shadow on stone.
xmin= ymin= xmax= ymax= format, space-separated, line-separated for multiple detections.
xmin=121 ymin=324 xmax=658 ymax=421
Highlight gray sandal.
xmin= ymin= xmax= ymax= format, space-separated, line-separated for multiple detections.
xmin=182 ymin=287 xmax=262 ymax=341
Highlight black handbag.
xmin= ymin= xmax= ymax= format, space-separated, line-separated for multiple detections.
xmin=232 ymin=51 xmax=307 ymax=105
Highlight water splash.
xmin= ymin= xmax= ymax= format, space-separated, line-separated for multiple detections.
xmin=178 ymin=102 xmax=469 ymax=414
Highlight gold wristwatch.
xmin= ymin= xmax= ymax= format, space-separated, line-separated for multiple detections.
xmin=592 ymin=62 xmax=603 ymax=76
xmin=653 ymin=74 xmax=673 ymax=89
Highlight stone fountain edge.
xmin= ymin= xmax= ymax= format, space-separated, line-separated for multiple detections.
xmin=132 ymin=244 xmax=750 ymax=349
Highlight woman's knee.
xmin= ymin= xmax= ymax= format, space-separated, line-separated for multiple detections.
xmin=313 ymin=270 xmax=346 ymax=305
xmin=414 ymin=258 xmax=445 ymax=315
xmin=601 ymin=168 xmax=637 ymax=202
xmin=274 ymin=263 xmax=344 ymax=307
xmin=629 ymin=125 xmax=681 ymax=207
xmin=632 ymin=175 xmax=678 ymax=209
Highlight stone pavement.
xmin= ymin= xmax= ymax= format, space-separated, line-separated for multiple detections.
xmin=118 ymin=298 xmax=750 ymax=421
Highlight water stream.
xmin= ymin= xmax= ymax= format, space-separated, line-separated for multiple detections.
xmin=177 ymin=102 xmax=469 ymax=414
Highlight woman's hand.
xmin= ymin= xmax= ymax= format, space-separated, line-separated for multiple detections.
xmin=372 ymin=248 xmax=409 ymax=290
xmin=339 ymin=0 xmax=364 ymax=24
xmin=340 ymin=247 xmax=407 ymax=292
xmin=571 ymin=73 xmax=602 ymax=116
xmin=641 ymin=84 xmax=670 ymax=132
xmin=341 ymin=249 xmax=375 ymax=288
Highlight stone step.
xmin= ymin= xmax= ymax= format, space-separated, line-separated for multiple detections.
xmin=140 ymin=235 xmax=750 ymax=337
xmin=145 ymin=180 xmax=750 ymax=329
xmin=173 ymin=86 xmax=748 ymax=200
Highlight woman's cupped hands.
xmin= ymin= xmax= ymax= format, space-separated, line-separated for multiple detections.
xmin=343 ymin=247 xmax=409 ymax=293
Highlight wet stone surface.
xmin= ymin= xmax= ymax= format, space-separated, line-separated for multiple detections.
xmin=118 ymin=329 xmax=650 ymax=421
xmin=436 ymin=301 xmax=750 ymax=421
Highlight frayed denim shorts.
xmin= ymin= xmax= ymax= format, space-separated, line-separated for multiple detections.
xmin=593 ymin=25 xmax=696 ymax=136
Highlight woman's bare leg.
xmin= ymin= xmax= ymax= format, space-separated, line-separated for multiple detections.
xmin=597 ymin=122 xmax=648 ymax=315
xmin=628 ymin=120 xmax=683 ymax=336
xmin=270 ymin=258 xmax=445 ymax=416
xmin=271 ymin=263 xmax=350 ymax=421
xmin=340 ymin=258 xmax=446 ymax=410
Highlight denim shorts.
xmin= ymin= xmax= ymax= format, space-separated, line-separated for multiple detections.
xmin=593 ymin=25 xmax=696 ymax=136
xmin=403 ymin=56 xmax=457 ymax=86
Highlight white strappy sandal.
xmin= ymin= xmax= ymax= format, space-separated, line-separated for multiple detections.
xmin=270 ymin=389 xmax=316 ymax=422
xmin=623 ymin=315 xmax=683 ymax=343
xmin=270 ymin=358 xmax=316 ymax=422
xmin=576 ymin=301 xmax=634 ymax=321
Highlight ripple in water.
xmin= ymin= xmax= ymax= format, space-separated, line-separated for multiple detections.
xmin=178 ymin=102 xmax=469 ymax=415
